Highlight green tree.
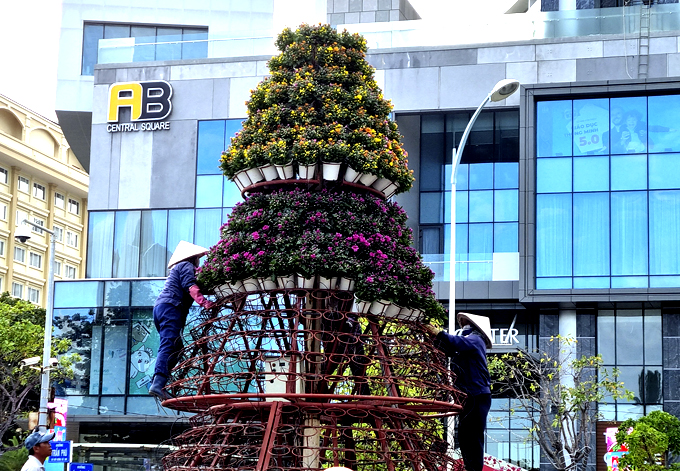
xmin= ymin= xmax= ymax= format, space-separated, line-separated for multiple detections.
xmin=488 ymin=336 xmax=633 ymax=471
xmin=616 ymin=410 xmax=680 ymax=470
xmin=0 ymin=293 xmax=75 ymax=452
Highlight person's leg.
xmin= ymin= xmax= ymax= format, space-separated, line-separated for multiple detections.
xmin=458 ymin=394 xmax=491 ymax=471
xmin=151 ymin=303 xmax=185 ymax=398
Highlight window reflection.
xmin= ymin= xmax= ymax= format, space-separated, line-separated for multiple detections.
xmin=648 ymin=95 xmax=680 ymax=152
xmin=54 ymin=308 xmax=98 ymax=396
xmin=537 ymin=100 xmax=572 ymax=157
xmin=573 ymin=98 xmax=608 ymax=156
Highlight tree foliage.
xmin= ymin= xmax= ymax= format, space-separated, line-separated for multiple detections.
xmin=616 ymin=410 xmax=680 ymax=470
xmin=488 ymin=336 xmax=633 ymax=471
xmin=0 ymin=293 xmax=75 ymax=452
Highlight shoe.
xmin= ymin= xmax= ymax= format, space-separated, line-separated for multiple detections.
xmin=149 ymin=374 xmax=172 ymax=400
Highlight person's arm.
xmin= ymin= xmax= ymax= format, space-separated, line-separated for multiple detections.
xmin=424 ymin=325 xmax=478 ymax=356
xmin=177 ymin=262 xmax=215 ymax=309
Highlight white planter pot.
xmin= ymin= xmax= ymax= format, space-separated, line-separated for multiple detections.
xmin=337 ymin=277 xmax=355 ymax=291
xmin=297 ymin=274 xmax=315 ymax=289
xmin=259 ymin=277 xmax=278 ymax=290
xmin=318 ymin=276 xmax=333 ymax=290
xmin=397 ymin=306 xmax=415 ymax=319
xmin=246 ymin=167 xmax=265 ymax=184
xmin=372 ymin=177 xmax=392 ymax=192
xmin=329 ymin=277 xmax=339 ymax=290
xmin=260 ymin=164 xmax=279 ymax=181
xmin=233 ymin=170 xmax=252 ymax=191
xmin=297 ymin=164 xmax=317 ymax=180
xmin=322 ymin=162 xmax=342 ymax=181
xmin=344 ymin=167 xmax=362 ymax=183
xmin=384 ymin=302 xmax=401 ymax=318
xmin=242 ymin=277 xmax=260 ymax=293
xmin=358 ymin=172 xmax=378 ymax=186
xmin=275 ymin=162 xmax=294 ymax=180
xmin=352 ymin=295 xmax=371 ymax=314
xmin=277 ymin=275 xmax=296 ymax=289
xmin=214 ymin=283 xmax=233 ymax=298
xmin=382 ymin=182 xmax=400 ymax=199
xmin=368 ymin=299 xmax=390 ymax=315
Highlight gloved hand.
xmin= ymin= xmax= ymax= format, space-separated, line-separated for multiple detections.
xmin=202 ymin=300 xmax=215 ymax=310
xmin=189 ymin=285 xmax=215 ymax=311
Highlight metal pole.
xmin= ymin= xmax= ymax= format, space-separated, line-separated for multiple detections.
xmin=21 ymin=219 xmax=56 ymax=432
xmin=449 ymin=94 xmax=492 ymax=334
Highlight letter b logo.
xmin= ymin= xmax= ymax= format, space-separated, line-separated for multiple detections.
xmin=107 ymin=81 xmax=173 ymax=122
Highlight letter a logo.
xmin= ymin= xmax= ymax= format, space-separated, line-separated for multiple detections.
xmin=107 ymin=81 xmax=173 ymax=122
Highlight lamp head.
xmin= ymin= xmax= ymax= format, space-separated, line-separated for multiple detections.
xmin=490 ymin=79 xmax=520 ymax=102
xmin=15 ymin=223 xmax=32 ymax=244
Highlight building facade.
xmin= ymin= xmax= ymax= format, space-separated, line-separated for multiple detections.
xmin=0 ymin=94 xmax=88 ymax=307
xmin=53 ymin=1 xmax=680 ymax=470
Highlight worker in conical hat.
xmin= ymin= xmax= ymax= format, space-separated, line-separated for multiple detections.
xmin=150 ymin=241 xmax=215 ymax=400
xmin=425 ymin=312 xmax=492 ymax=471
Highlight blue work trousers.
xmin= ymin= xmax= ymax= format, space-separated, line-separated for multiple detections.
xmin=153 ymin=302 xmax=187 ymax=378
xmin=458 ymin=392 xmax=492 ymax=471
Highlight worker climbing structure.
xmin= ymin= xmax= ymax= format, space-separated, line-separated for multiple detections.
xmin=160 ymin=24 xmax=465 ymax=471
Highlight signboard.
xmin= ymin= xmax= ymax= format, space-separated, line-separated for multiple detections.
xmin=70 ymin=463 xmax=94 ymax=471
xmin=48 ymin=398 xmax=68 ymax=441
xmin=48 ymin=441 xmax=72 ymax=463
xmin=106 ymin=80 xmax=173 ymax=133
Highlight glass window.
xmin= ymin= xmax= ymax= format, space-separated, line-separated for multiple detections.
xmin=18 ymin=176 xmax=29 ymax=193
xmin=54 ymin=260 xmax=61 ymax=276
xmin=197 ymin=121 xmax=226 ymax=175
xmin=156 ymin=27 xmax=182 ymax=61
xmin=649 ymin=190 xmax=680 ymax=275
xmin=33 ymin=183 xmax=46 ymax=200
xmin=0 ymin=239 xmax=4 ymax=256
xmin=66 ymin=230 xmax=79 ymax=248
xmin=104 ymin=281 xmax=130 ymax=307
xmin=223 ymin=178 xmax=241 ymax=208
xmin=12 ymin=282 xmax=23 ymax=298
xmin=649 ymin=153 xmax=680 ymax=189
xmin=572 ymin=98 xmax=608 ymax=156
xmin=101 ymin=314 xmax=128 ymax=394
xmin=27 ymin=287 xmax=40 ymax=304
xmin=54 ymin=308 xmax=97 ymax=395
xmin=421 ymin=227 xmax=441 ymax=254
xmin=536 ymin=100 xmax=572 ymax=157
xmin=68 ymin=198 xmax=80 ymax=215
xmin=113 ymin=211 xmax=141 ymax=278
xmin=87 ymin=212 xmax=114 ymax=278
xmin=573 ymin=193 xmax=609 ymax=276
xmin=167 ymin=209 xmax=194 ymax=256
xmin=611 ymin=155 xmax=646 ymax=191
xmin=494 ymin=190 xmax=518 ymax=222
xmin=16 ymin=210 xmax=27 ymax=227
xmin=420 ymin=131 xmax=445 ymax=192
xmin=536 ymin=193 xmax=572 ymax=278
xmin=494 ymin=222 xmax=518 ymax=253
xmin=611 ymin=191 xmax=648 ymax=276
xmin=140 ymin=210 xmax=168 ymax=277
xmin=131 ymin=25 xmax=156 ymax=62
xmin=29 ymin=252 xmax=42 ymax=269
xmin=648 ymin=95 xmax=680 ymax=153
xmin=469 ymin=190 xmax=493 ymax=223
xmin=196 ymin=175 xmax=224 ymax=208
xmin=420 ymin=193 xmax=443 ymax=224
xmin=644 ymin=311 xmax=662 ymax=365
xmin=494 ymin=162 xmax=518 ymax=189
xmin=610 ymin=96 xmax=647 ymax=154
xmin=0 ymin=167 xmax=8 ymax=184
xmin=0 ymin=204 xmax=6 ymax=220
xmin=54 ymin=281 xmax=103 ymax=308
xmin=468 ymin=223 xmax=493 ymax=280
xmin=32 ymin=218 xmax=45 ymax=234
xmin=129 ymin=309 xmax=159 ymax=394
xmin=536 ymin=158 xmax=572 ymax=193
xmin=573 ymin=156 xmax=608 ymax=192
xmin=53 ymin=225 xmax=64 ymax=242
xmin=454 ymin=191 xmax=468 ymax=223
xmin=182 ymin=28 xmax=208 ymax=60
xmin=14 ymin=246 xmax=25 ymax=263
xmin=82 ymin=23 xmax=104 ymax=75
xmin=468 ymin=163 xmax=493 ymax=190
xmin=131 ymin=280 xmax=165 ymax=306
xmin=194 ymin=209 xmax=222 ymax=249
xmin=54 ymin=192 xmax=65 ymax=208
xmin=65 ymin=265 xmax=77 ymax=279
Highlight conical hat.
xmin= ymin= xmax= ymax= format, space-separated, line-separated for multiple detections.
xmin=457 ymin=312 xmax=493 ymax=349
xmin=168 ymin=241 xmax=208 ymax=269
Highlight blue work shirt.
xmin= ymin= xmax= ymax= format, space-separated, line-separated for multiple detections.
xmin=154 ymin=261 xmax=197 ymax=312
xmin=434 ymin=329 xmax=491 ymax=395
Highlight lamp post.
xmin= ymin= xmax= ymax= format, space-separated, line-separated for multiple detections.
xmin=448 ymin=79 xmax=520 ymax=333
xmin=16 ymin=219 xmax=56 ymax=432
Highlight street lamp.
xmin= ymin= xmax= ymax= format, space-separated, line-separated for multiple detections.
xmin=15 ymin=219 xmax=57 ymax=432
xmin=448 ymin=79 xmax=520 ymax=333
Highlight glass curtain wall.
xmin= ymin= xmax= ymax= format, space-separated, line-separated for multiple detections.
xmin=419 ymin=110 xmax=520 ymax=281
xmin=535 ymin=94 xmax=680 ymax=289
xmin=86 ymin=119 xmax=243 ymax=278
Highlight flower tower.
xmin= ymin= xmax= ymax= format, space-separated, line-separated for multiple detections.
xmin=161 ymin=24 xmax=465 ymax=471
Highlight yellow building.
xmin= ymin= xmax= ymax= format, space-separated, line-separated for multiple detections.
xmin=0 ymin=94 xmax=88 ymax=307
